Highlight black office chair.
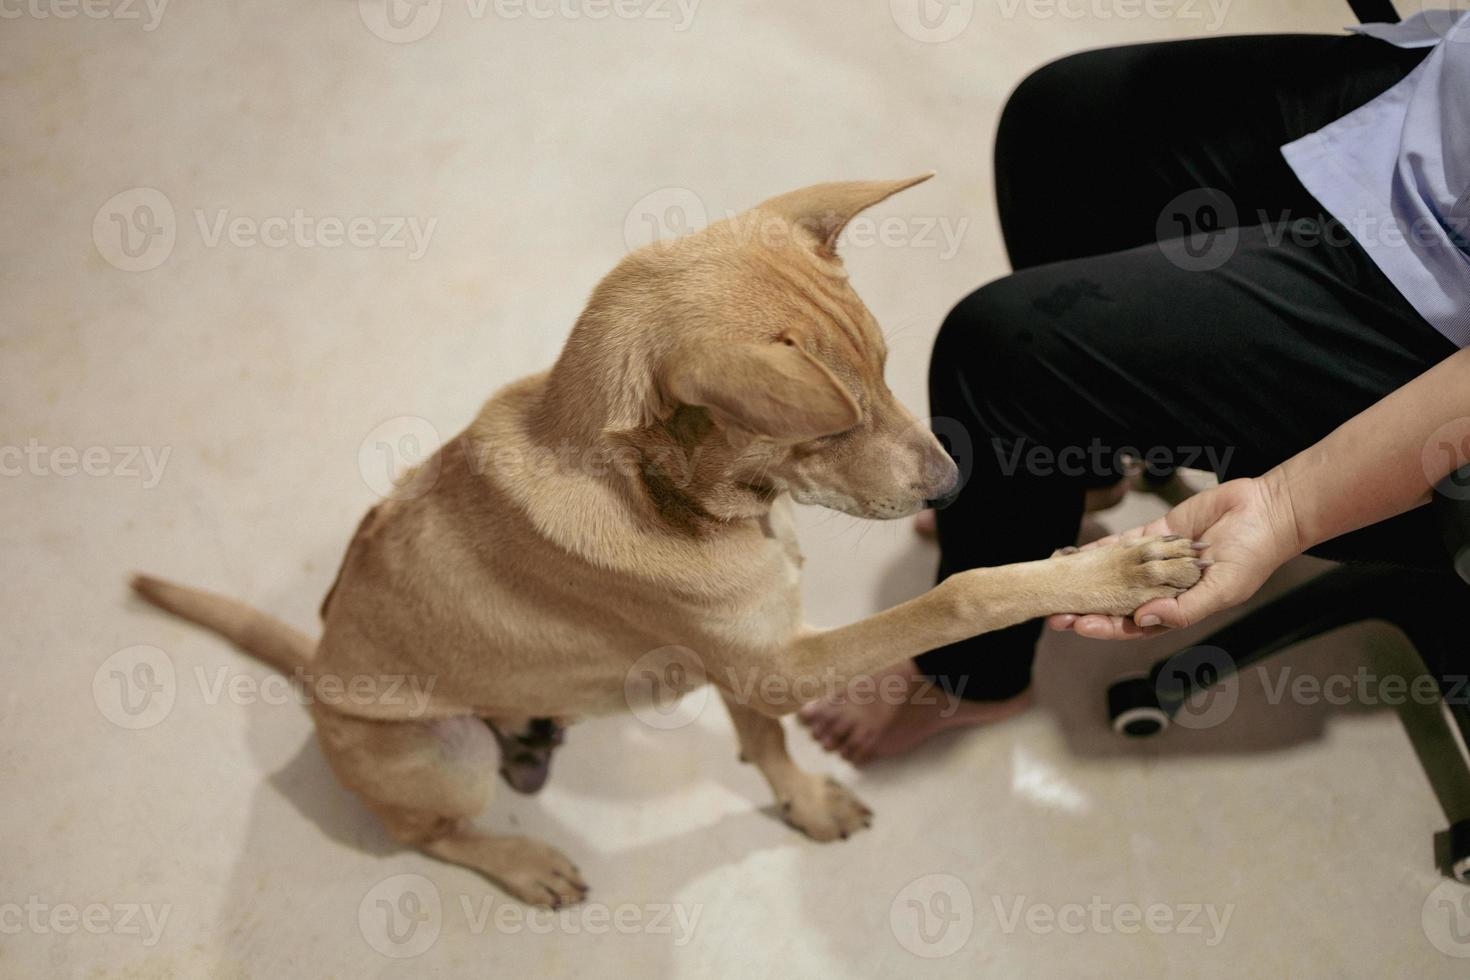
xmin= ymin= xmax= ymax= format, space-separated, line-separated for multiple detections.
xmin=1105 ymin=465 xmax=1470 ymax=882
xmin=1346 ymin=0 xmax=1399 ymax=26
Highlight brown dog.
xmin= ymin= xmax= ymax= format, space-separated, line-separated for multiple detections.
xmin=133 ymin=175 xmax=1203 ymax=907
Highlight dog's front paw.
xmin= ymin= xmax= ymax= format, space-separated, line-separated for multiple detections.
xmin=779 ymin=775 xmax=873 ymax=842
xmin=493 ymin=838 xmax=589 ymax=908
xmin=1074 ymin=535 xmax=1207 ymax=616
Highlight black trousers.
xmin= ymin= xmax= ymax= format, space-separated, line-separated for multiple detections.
xmin=916 ymin=34 xmax=1458 ymax=702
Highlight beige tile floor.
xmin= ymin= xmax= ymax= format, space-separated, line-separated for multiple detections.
xmin=6 ymin=0 xmax=1470 ymax=976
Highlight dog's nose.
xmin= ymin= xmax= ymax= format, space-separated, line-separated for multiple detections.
xmin=918 ymin=441 xmax=960 ymax=506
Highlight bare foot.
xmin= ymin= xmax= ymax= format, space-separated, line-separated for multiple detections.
xmin=796 ymin=660 xmax=1032 ymax=766
xmin=1084 ymin=477 xmax=1130 ymax=513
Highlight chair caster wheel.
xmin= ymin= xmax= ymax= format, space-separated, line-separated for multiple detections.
xmin=1450 ymin=819 xmax=1470 ymax=884
xmin=1108 ymin=675 xmax=1169 ymax=737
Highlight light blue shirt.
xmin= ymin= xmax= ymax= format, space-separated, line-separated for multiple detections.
xmin=1281 ymin=9 xmax=1470 ymax=348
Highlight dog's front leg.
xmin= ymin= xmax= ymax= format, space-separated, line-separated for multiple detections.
xmin=752 ymin=535 xmax=1205 ymax=716
xmin=720 ymin=691 xmax=871 ymax=841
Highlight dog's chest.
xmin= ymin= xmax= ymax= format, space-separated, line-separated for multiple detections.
xmin=694 ymin=511 xmax=806 ymax=652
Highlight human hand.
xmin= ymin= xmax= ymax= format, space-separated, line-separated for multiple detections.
xmin=1047 ymin=475 xmax=1304 ymax=640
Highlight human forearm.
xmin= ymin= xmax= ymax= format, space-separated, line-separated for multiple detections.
xmin=1263 ymin=346 xmax=1470 ymax=554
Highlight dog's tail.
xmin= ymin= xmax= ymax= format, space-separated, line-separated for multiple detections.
xmin=130 ymin=574 xmax=314 ymax=674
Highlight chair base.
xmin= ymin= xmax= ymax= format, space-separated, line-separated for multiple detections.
xmin=1105 ymin=562 xmax=1470 ymax=883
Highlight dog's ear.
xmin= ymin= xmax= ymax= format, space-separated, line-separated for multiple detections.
xmin=758 ymin=173 xmax=934 ymax=259
xmin=664 ymin=340 xmax=861 ymax=442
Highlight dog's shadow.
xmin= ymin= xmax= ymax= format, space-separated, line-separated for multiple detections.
xmin=210 ymin=623 xmax=833 ymax=976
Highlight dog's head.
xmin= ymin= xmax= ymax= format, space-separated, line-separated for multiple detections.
xmin=562 ymin=175 xmax=958 ymax=522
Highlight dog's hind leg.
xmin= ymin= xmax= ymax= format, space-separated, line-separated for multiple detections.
xmin=720 ymin=692 xmax=871 ymax=842
xmin=311 ymin=705 xmax=588 ymax=907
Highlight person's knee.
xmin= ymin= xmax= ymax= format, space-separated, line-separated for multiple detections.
xmin=929 ymin=275 xmax=1048 ymax=425
xmin=998 ymin=44 xmax=1167 ymax=172
xmin=996 ymin=51 xmax=1102 ymax=165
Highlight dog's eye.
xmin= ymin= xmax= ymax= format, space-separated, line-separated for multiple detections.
xmin=807 ymin=428 xmax=853 ymax=448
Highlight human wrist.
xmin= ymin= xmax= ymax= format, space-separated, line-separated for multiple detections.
xmin=1256 ymin=465 xmax=1313 ymax=561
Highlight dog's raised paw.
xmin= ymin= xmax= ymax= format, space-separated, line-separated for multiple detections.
xmin=1061 ymin=534 xmax=1208 ymax=616
xmin=780 ymin=775 xmax=873 ymax=842
xmin=1106 ymin=534 xmax=1207 ymax=613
